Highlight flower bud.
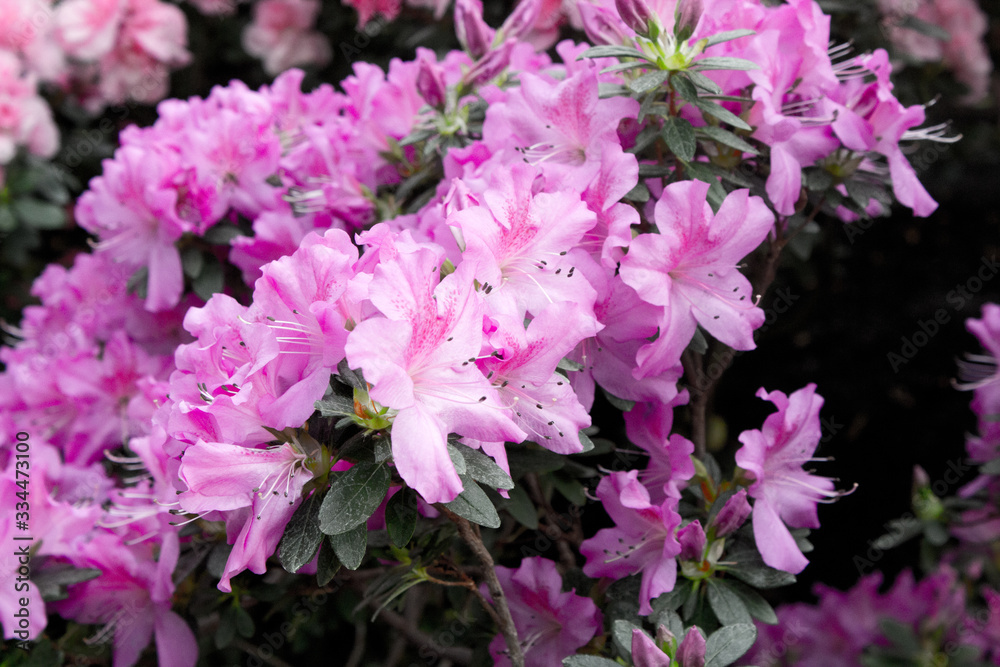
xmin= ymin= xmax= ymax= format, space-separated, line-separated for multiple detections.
xmin=578 ymin=3 xmax=629 ymax=45
xmin=454 ymin=0 xmax=494 ymax=59
xmin=499 ymin=0 xmax=542 ymax=42
xmin=677 ymin=520 xmax=707 ymax=561
xmin=677 ymin=626 xmax=706 ymax=667
xmin=674 ymin=0 xmax=703 ymax=41
xmin=615 ymin=0 xmax=656 ymax=36
xmin=710 ymin=488 xmax=751 ymax=537
xmin=416 ymin=53 xmax=447 ymax=109
xmin=463 ymin=40 xmax=513 ymax=87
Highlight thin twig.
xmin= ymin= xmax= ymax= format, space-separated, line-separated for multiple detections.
xmin=440 ymin=507 xmax=525 ymax=667
xmin=344 ymin=621 xmax=367 ymax=667
xmin=378 ymin=608 xmax=474 ymax=665
xmin=232 ymin=638 xmax=296 ymax=667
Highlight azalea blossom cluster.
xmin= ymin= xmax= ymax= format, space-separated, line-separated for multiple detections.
xmin=743 ymin=568 xmax=1000 ymax=665
xmin=0 ymin=0 xmax=966 ymax=665
xmin=734 ymin=301 xmax=1000 ymax=666
xmin=878 ymin=0 xmax=993 ymax=104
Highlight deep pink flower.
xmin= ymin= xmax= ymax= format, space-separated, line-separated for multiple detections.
xmin=488 ymin=557 xmax=603 ymax=667
xmin=581 ymin=470 xmax=682 ymax=615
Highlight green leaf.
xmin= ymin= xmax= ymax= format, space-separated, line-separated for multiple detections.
xmin=234 ymin=605 xmax=255 ymax=638
xmin=557 ymin=357 xmax=585 ymax=372
xmin=602 ymin=388 xmax=636 ymax=412
xmin=336 ymin=360 xmax=367 ymax=391
xmin=691 ymin=98 xmax=752 ymax=131
xmin=316 ymin=542 xmax=341 ymax=586
xmin=319 ymin=462 xmax=391 ymax=535
xmin=0 ymin=206 xmax=16 ymax=232
xmin=703 ymin=29 xmax=756 ymax=48
xmin=726 ymin=580 xmax=778 ymax=625
xmin=443 ymin=475 xmax=501 ymax=528
xmin=896 ymin=14 xmax=951 ymax=41
xmin=508 ymin=445 xmax=566 ymax=477
xmin=562 ymin=657 xmax=622 ymax=667
xmin=279 ymin=490 xmax=325 ymax=573
xmin=447 ymin=444 xmax=468 ymax=476
xmin=329 ymin=523 xmax=367 ymax=570
xmin=450 ymin=441 xmax=515 ymax=490
xmin=579 ymin=45 xmax=651 ymax=61
xmin=315 ymin=394 xmax=357 ymax=418
xmin=612 ymin=619 xmax=641 ymax=660
xmin=698 ymin=125 xmax=758 ymax=155
xmin=385 ymin=487 xmax=418 ymax=547
xmin=12 ymin=199 xmax=65 ymax=229
xmin=878 ymin=618 xmax=921 ymax=653
xmin=684 ymin=70 xmax=723 ymax=94
xmin=624 ymin=182 xmax=650 ymax=203
xmin=804 ymin=168 xmax=834 ymax=191
xmin=203 ymin=222 xmax=244 ymax=244
xmin=980 ymin=457 xmax=1000 ymax=475
xmin=181 ymin=247 xmax=204 ymax=279
xmin=338 ymin=433 xmax=393 ymax=463
xmin=663 ymin=117 xmax=697 ymax=162
xmin=552 ymin=475 xmax=587 ymax=506
xmin=192 ymin=256 xmax=224 ymax=301
xmin=726 ymin=537 xmax=796 ymax=589
xmin=707 ymin=579 xmax=752 ymax=626
xmin=705 ymin=623 xmax=757 ymax=667
xmin=493 ymin=483 xmax=538 ymax=529
xmin=628 ymin=70 xmax=670 ymax=94
xmin=653 ymin=578 xmax=693 ymax=614
xmin=578 ymin=430 xmax=595 ymax=453
xmin=692 ymin=56 xmax=760 ymax=71
xmin=601 ymin=61 xmax=653 ymax=74
xmin=216 ymin=605 xmax=237 ymax=648
xmin=33 ymin=564 xmax=102 ymax=602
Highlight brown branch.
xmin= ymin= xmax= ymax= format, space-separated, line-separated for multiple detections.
xmin=684 ymin=196 xmax=826 ymax=460
xmin=440 ymin=507 xmax=525 ymax=667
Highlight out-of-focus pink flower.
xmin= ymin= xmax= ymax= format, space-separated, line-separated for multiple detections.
xmin=243 ymin=0 xmax=331 ymax=75
xmin=879 ymin=0 xmax=992 ymax=104
xmin=0 ymin=50 xmax=59 ymax=163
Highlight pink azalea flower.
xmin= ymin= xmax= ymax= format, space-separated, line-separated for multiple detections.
xmin=619 ymin=181 xmax=774 ymax=378
xmin=478 ymin=301 xmax=601 ymax=456
xmin=483 ymin=67 xmax=639 ymax=192
xmin=345 ymin=247 xmax=526 ymax=503
xmin=53 ymin=0 xmax=125 ymax=61
xmin=243 ymin=0 xmax=332 ymax=75
xmin=177 ymin=439 xmax=313 ymax=591
xmin=50 ymin=532 xmax=197 ymax=667
xmin=581 ymin=470 xmax=682 ymax=615
xmin=448 ymin=163 xmax=600 ymax=321
xmin=76 ymin=144 xmax=191 ymax=312
xmin=734 ymin=383 xmax=841 ymax=574
xmin=488 ymin=557 xmax=603 ymax=667
xmin=0 ymin=51 xmax=59 ymax=164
